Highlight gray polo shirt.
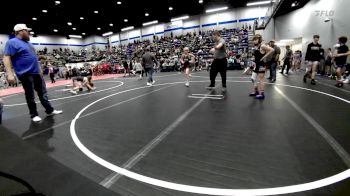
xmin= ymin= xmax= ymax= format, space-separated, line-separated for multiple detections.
xmin=142 ymin=52 xmax=157 ymax=68
xmin=267 ymin=45 xmax=281 ymax=62
xmin=214 ymin=38 xmax=227 ymax=59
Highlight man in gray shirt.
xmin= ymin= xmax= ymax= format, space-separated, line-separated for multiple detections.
xmin=142 ymin=47 xmax=158 ymax=86
xmin=268 ymin=40 xmax=281 ymax=82
xmin=206 ymin=31 xmax=227 ymax=92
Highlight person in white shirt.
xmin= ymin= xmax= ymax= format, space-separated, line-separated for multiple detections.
xmin=133 ymin=59 xmax=143 ymax=79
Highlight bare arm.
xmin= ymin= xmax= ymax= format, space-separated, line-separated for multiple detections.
xmin=215 ymin=43 xmax=224 ymax=50
xmin=180 ymin=55 xmax=185 ymax=64
xmin=190 ymin=54 xmax=196 ymax=64
xmin=275 ymin=54 xmax=280 ymax=62
xmin=3 ymin=56 xmax=15 ymax=77
xmin=260 ymin=45 xmax=275 ymax=61
xmin=334 ymin=51 xmax=350 ymax=57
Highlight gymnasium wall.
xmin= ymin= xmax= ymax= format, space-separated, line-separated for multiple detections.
xmin=31 ymin=35 xmax=84 ymax=51
xmin=0 ymin=34 xmax=8 ymax=55
xmin=114 ymin=5 xmax=269 ymax=45
xmin=0 ymin=34 xmax=108 ymax=54
xmin=258 ymin=18 xmax=275 ymax=42
xmin=274 ymin=0 xmax=349 ymax=57
xmin=0 ymin=5 xmax=268 ymax=53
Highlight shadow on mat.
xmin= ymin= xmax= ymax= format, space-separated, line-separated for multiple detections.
xmin=21 ymin=117 xmax=55 ymax=153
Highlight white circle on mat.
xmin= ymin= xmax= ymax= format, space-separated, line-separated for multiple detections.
xmin=70 ymin=81 xmax=350 ymax=196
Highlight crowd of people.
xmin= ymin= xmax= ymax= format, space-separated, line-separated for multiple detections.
xmin=247 ymin=34 xmax=350 ymax=100
xmin=1 ymin=23 xmax=350 ymax=122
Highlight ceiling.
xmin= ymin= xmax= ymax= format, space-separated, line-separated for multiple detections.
xmin=1 ymin=0 xmax=259 ymax=37
xmin=274 ymin=0 xmax=310 ymax=17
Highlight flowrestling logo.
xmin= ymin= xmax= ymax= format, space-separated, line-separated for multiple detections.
xmin=315 ymin=10 xmax=335 ymax=17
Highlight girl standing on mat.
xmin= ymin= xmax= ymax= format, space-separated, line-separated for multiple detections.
xmin=250 ymin=34 xmax=275 ymax=100
xmin=180 ymin=47 xmax=196 ymax=87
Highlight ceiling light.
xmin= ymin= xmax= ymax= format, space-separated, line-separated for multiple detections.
xmin=103 ymin=32 xmax=113 ymax=37
xmin=32 ymin=17 xmax=37 ymax=20
xmin=121 ymin=26 xmax=134 ymax=31
xmin=145 ymin=13 xmax=149 ymax=16
xmin=82 ymin=33 xmax=86 ymax=35
xmin=67 ymin=22 xmax=72 ymax=26
xmin=247 ymin=1 xmax=271 ymax=6
xmin=124 ymin=19 xmax=128 ymax=22
xmin=55 ymin=1 xmax=60 ymax=5
xmin=199 ymin=0 xmax=203 ymax=4
xmin=97 ymin=27 xmax=101 ymax=30
xmin=53 ymin=29 xmax=58 ymax=32
xmin=206 ymin=6 xmax=228 ymax=13
xmin=69 ymin=35 xmax=83 ymax=39
xmin=291 ymin=2 xmax=296 ymax=7
xmin=117 ymin=1 xmax=122 ymax=4
xmin=42 ymin=10 xmax=48 ymax=13
xmin=80 ymin=17 xmax=84 ymax=20
xmin=94 ymin=10 xmax=98 ymax=14
xmin=143 ymin=20 xmax=158 ymax=26
xmin=72 ymin=27 xmax=76 ymax=30
xmin=169 ymin=7 xmax=173 ymax=11
xmin=110 ymin=23 xmax=114 ymax=26
xmin=171 ymin=16 xmax=189 ymax=22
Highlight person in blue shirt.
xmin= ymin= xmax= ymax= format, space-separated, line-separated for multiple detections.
xmin=3 ymin=24 xmax=62 ymax=122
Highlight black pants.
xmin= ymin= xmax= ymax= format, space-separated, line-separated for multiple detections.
xmin=281 ymin=59 xmax=291 ymax=74
xmin=65 ymin=72 xmax=71 ymax=80
xmin=19 ymin=74 xmax=54 ymax=118
xmin=210 ymin=58 xmax=227 ymax=87
xmin=142 ymin=68 xmax=147 ymax=77
xmin=49 ymin=73 xmax=55 ymax=83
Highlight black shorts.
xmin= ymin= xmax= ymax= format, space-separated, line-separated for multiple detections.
xmin=183 ymin=62 xmax=192 ymax=69
xmin=325 ymin=60 xmax=332 ymax=66
xmin=253 ymin=62 xmax=268 ymax=74
xmin=73 ymin=77 xmax=84 ymax=82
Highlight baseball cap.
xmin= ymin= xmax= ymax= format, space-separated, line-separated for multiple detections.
xmin=13 ymin=24 xmax=31 ymax=32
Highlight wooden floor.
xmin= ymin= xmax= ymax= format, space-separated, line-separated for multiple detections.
xmin=1 ymin=71 xmax=350 ymax=196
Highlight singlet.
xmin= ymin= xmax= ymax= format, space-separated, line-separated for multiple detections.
xmin=254 ymin=45 xmax=265 ymax=67
xmin=254 ymin=45 xmax=266 ymax=73
xmin=182 ymin=54 xmax=194 ymax=66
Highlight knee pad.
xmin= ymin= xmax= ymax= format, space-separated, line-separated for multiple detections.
xmin=251 ymin=72 xmax=258 ymax=86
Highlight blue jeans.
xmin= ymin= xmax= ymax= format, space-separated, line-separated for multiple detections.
xmin=270 ymin=62 xmax=277 ymax=80
xmin=145 ymin=68 xmax=154 ymax=83
xmin=19 ymin=74 xmax=54 ymax=118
